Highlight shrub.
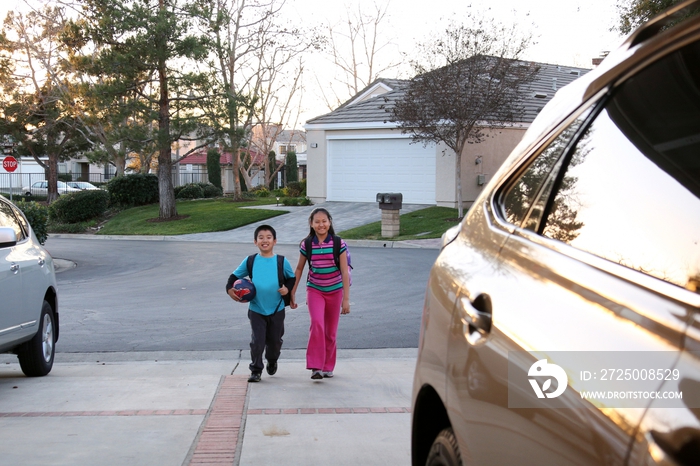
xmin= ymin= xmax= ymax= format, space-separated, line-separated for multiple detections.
xmin=107 ymin=174 xmax=159 ymax=206
xmin=250 ymin=186 xmax=270 ymax=197
xmin=201 ymin=183 xmax=222 ymax=198
xmin=272 ymin=188 xmax=285 ymax=198
xmin=58 ymin=173 xmax=72 ymax=183
xmin=282 ymin=197 xmax=312 ymax=206
xmin=285 ymin=181 xmax=303 ymax=197
xmin=176 ymin=183 xmax=204 ymax=199
xmin=15 ymin=201 xmax=49 ymax=244
xmin=48 ymin=189 xmax=110 ymax=224
xmin=207 ymin=149 xmax=222 ymax=189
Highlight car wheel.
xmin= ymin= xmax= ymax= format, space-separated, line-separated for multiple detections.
xmin=426 ymin=428 xmax=462 ymax=466
xmin=17 ymin=300 xmax=56 ymax=377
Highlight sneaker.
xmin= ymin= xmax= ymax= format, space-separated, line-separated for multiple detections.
xmin=322 ymin=371 xmax=334 ymax=378
xmin=266 ymin=360 xmax=278 ymax=376
xmin=248 ymin=372 xmax=261 ymax=383
xmin=311 ymin=370 xmax=323 ymax=380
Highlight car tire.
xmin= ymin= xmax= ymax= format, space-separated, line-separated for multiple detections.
xmin=426 ymin=427 xmax=462 ymax=466
xmin=17 ymin=300 xmax=56 ymax=377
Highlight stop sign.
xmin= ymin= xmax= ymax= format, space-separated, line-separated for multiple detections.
xmin=2 ymin=156 xmax=18 ymax=173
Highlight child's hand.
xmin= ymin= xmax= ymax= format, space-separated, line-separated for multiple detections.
xmin=227 ymin=288 xmax=241 ymax=302
xmin=341 ymin=297 xmax=350 ymax=315
xmin=290 ymin=295 xmax=298 ymax=309
xmin=278 ymin=285 xmax=288 ymax=296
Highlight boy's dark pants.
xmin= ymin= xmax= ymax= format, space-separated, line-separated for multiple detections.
xmin=248 ymin=309 xmax=285 ymax=374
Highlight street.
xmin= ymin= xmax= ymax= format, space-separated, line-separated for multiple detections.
xmin=44 ymin=237 xmax=439 ymax=354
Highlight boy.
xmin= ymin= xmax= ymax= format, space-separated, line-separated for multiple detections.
xmin=226 ymin=225 xmax=296 ymax=383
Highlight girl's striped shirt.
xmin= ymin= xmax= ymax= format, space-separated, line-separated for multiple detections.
xmin=300 ymin=235 xmax=347 ymax=292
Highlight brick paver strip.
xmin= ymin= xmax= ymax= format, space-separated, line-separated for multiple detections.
xmin=247 ymin=407 xmax=410 ymax=415
xmin=187 ymin=375 xmax=249 ymax=466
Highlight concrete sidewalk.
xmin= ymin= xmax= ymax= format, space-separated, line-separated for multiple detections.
xmin=0 ymin=349 xmax=416 ymax=466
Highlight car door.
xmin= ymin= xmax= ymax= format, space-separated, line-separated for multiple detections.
xmin=0 ymin=199 xmax=30 ymax=346
xmin=447 ymin=36 xmax=700 ymax=465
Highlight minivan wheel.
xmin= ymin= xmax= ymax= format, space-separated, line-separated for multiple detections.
xmin=17 ymin=300 xmax=55 ymax=377
xmin=426 ymin=427 xmax=462 ymax=466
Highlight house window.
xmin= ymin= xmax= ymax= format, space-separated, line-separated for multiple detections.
xmin=279 ymin=145 xmax=287 ymax=155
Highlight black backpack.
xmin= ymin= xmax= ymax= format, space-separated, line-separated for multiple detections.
xmin=303 ymin=235 xmax=353 ymax=285
xmin=246 ymin=254 xmax=296 ymax=307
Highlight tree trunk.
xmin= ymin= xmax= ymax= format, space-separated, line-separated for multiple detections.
xmin=156 ymin=0 xmax=177 ymax=219
xmin=456 ymin=150 xmax=463 ymax=219
xmin=47 ymin=155 xmax=59 ymax=204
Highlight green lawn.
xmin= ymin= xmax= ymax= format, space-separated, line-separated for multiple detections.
xmin=97 ymin=198 xmax=285 ymax=236
xmin=340 ymin=207 xmax=460 ymax=241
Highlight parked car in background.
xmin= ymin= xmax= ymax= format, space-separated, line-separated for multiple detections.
xmin=412 ymin=2 xmax=700 ymax=465
xmin=22 ymin=180 xmax=80 ymax=196
xmin=67 ymin=181 xmax=100 ymax=190
xmin=0 ymin=196 xmax=59 ymax=376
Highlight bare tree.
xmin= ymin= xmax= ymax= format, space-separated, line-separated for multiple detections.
xmin=0 ymin=5 xmax=89 ymax=203
xmin=195 ymin=0 xmax=308 ymax=198
xmin=318 ymin=0 xmax=401 ymax=110
xmin=387 ymin=15 xmax=538 ymax=218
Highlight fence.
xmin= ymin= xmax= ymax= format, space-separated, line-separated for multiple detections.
xmin=0 ymin=172 xmax=114 ymax=196
xmin=174 ymin=166 xmax=209 ymax=186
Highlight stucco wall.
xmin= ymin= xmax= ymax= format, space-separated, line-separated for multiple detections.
xmin=305 ymin=129 xmax=327 ymax=204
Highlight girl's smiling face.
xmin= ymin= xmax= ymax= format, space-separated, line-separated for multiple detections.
xmin=311 ymin=212 xmax=331 ymax=237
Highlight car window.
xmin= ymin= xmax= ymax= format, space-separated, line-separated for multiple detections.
xmin=541 ymin=40 xmax=700 ymax=290
xmin=501 ymin=112 xmax=590 ymax=231
xmin=0 ymin=200 xmax=27 ymax=242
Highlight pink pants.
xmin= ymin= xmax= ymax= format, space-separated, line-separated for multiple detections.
xmin=306 ymin=288 xmax=343 ymax=371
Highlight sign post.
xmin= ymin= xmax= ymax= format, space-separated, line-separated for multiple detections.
xmin=2 ymin=156 xmax=18 ymax=201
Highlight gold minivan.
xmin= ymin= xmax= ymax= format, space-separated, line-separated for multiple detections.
xmin=412 ymin=2 xmax=700 ymax=465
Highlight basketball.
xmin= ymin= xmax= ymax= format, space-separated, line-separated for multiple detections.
xmin=233 ymin=279 xmax=256 ymax=302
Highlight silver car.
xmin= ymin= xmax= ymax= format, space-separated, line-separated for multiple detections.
xmin=0 ymin=196 xmax=59 ymax=376
xmin=67 ymin=181 xmax=100 ymax=190
xmin=22 ymin=180 xmax=80 ymax=196
xmin=412 ymin=2 xmax=700 ymax=465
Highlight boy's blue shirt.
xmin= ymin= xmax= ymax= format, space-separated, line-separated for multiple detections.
xmin=233 ymin=254 xmax=294 ymax=316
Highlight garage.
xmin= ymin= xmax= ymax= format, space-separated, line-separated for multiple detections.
xmin=326 ymin=137 xmax=435 ymax=204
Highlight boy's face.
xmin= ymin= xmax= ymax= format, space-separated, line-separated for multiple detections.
xmin=254 ymin=229 xmax=276 ymax=254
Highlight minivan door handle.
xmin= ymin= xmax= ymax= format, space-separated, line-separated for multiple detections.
xmin=458 ymin=293 xmax=493 ymax=345
xmin=10 ymin=262 xmax=19 ymax=274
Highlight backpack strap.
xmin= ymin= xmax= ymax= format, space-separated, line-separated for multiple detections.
xmin=246 ymin=253 xmax=257 ymax=279
xmin=332 ymin=235 xmax=341 ymax=269
xmin=276 ymin=255 xmax=285 ymax=287
xmin=304 ymin=236 xmax=313 ymax=269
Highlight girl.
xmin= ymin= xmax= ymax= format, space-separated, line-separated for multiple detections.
xmin=290 ymin=208 xmax=350 ymax=380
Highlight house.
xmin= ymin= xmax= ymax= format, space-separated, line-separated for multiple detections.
xmin=304 ymin=63 xmax=590 ymax=207
xmin=178 ymin=148 xmax=268 ymax=193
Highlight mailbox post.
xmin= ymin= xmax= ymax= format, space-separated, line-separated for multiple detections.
xmin=376 ymin=193 xmax=403 ymax=238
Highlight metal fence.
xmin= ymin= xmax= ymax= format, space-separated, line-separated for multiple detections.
xmin=174 ymin=166 xmax=209 ymax=186
xmin=0 ymin=172 xmax=114 ymax=196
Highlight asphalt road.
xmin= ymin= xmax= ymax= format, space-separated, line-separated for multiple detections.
xmin=44 ymin=238 xmax=439 ymax=354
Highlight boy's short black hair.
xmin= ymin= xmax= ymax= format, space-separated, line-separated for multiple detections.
xmin=254 ymin=224 xmax=276 ymax=240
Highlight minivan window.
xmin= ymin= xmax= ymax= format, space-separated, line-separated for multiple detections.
xmin=0 ymin=200 xmax=26 ymax=242
xmin=502 ymin=113 xmax=589 ymax=232
xmin=542 ymin=40 xmax=700 ymax=290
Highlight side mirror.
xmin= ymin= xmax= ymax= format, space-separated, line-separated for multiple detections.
xmin=0 ymin=227 xmax=18 ymax=248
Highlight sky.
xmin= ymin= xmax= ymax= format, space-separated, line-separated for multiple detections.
xmin=0 ymin=0 xmax=626 ymax=127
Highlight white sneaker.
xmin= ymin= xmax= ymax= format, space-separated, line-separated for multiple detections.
xmin=311 ymin=370 xmax=323 ymax=380
xmin=322 ymin=371 xmax=334 ymax=378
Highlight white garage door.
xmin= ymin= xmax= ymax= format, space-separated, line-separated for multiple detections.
xmin=327 ymin=138 xmax=435 ymax=204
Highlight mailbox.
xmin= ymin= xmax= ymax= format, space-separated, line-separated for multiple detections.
xmin=376 ymin=192 xmax=403 ymax=210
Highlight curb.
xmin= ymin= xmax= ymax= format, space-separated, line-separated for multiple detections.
xmin=48 ymin=234 xmax=442 ymax=249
